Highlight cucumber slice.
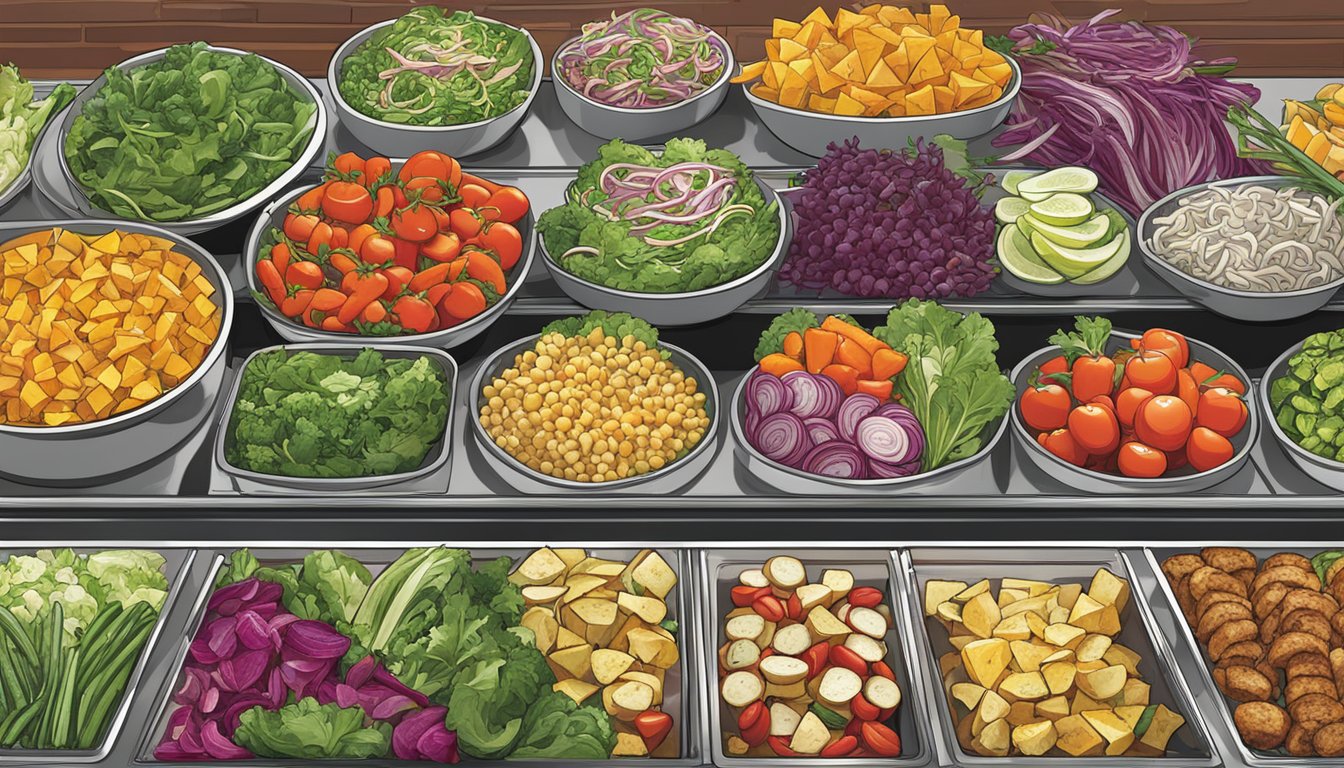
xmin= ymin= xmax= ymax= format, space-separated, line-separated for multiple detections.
xmin=1019 ymin=212 xmax=1112 ymax=249
xmin=1072 ymin=231 xmax=1131 ymax=285
xmin=997 ymin=224 xmax=1064 ymax=285
xmin=1031 ymin=229 xmax=1128 ymax=279
xmin=1000 ymin=170 xmax=1038 ymax=196
xmin=994 ymin=196 xmax=1032 ymax=225
xmin=1028 ymin=193 xmax=1095 ymax=227
xmin=1017 ymin=167 xmax=1099 ymax=196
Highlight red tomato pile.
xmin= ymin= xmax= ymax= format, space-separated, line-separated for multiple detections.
xmin=254 ymin=150 xmax=530 ymax=335
xmin=1019 ymin=317 xmax=1249 ymax=479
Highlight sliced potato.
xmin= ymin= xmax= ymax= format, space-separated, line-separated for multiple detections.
xmin=955 ymin=579 xmax=991 ymax=602
xmin=631 ymin=552 xmax=676 ymax=598
xmin=1042 ymin=661 xmax=1076 ymax=696
xmin=1036 ymin=695 xmax=1070 ymax=721
xmin=739 ymin=568 xmax=769 ymax=589
xmin=627 ymin=627 xmax=679 ymax=668
xmin=937 ymin=601 xmax=963 ymax=623
xmin=607 ymin=680 xmax=654 ymax=721
xmin=864 ymin=675 xmax=902 ymax=709
xmin=617 ymin=591 xmax=667 ymax=624
xmin=1044 ymin=623 xmax=1085 ymax=648
xmin=571 ymin=597 xmax=618 ymax=626
xmin=770 ymin=701 xmax=802 ymax=737
xmin=952 ymin=682 xmax=986 ymax=710
xmin=821 ymin=569 xmax=855 ymax=601
xmin=760 ymin=655 xmax=809 ymax=685
xmin=1075 ymin=634 xmax=1112 ymax=663
xmin=1081 ymin=709 xmax=1134 ymax=755
xmin=613 ymin=732 xmax=648 ymax=756
xmin=962 ymin=592 xmax=1002 ymax=639
xmin=725 ymin=638 xmax=761 ymax=670
xmin=1002 ymin=578 xmax=1053 ymax=596
xmin=764 ymin=556 xmax=806 ymax=591
xmin=561 ymin=574 xmax=608 ymax=604
xmin=765 ymin=679 xmax=806 ymax=700
xmin=805 ymin=605 xmax=850 ymax=640
xmin=1056 ymin=713 xmax=1104 ymax=757
xmin=818 ymin=666 xmax=863 ymax=707
xmin=1075 ymin=664 xmax=1127 ymax=700
xmin=1103 ymin=643 xmax=1141 ymax=676
xmin=512 ymin=548 xmax=568 ymax=585
xmin=520 ymin=607 xmax=559 ymax=653
xmin=843 ymin=633 xmax=886 ymax=663
xmin=992 ymin=613 xmax=1031 ymax=641
xmin=789 ymin=711 xmax=830 ymax=755
xmin=726 ymin=613 xmax=766 ymax=642
xmin=1013 ymin=720 xmax=1058 ymax=756
xmin=721 ymin=670 xmax=764 ymax=708
xmin=772 ymin=623 xmax=813 ymax=656
xmin=846 ymin=606 xmax=887 ymax=639
xmin=619 ymin=670 xmax=664 ymax=705
xmin=925 ymin=579 xmax=969 ymax=615
xmin=1010 ymin=639 xmax=1054 ymax=673
xmin=522 ymin=585 xmax=567 ymax=605
xmin=550 ymin=644 xmax=593 ymax=680
xmin=973 ymin=718 xmax=1010 ymax=756
xmin=796 ymin=583 xmax=833 ymax=612
xmin=999 ymin=671 xmax=1049 ymax=702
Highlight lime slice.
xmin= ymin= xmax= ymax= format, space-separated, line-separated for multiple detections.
xmin=1072 ymin=231 xmax=1131 ymax=285
xmin=995 ymin=196 xmax=1032 ymax=225
xmin=997 ymin=224 xmax=1064 ymax=284
xmin=1000 ymin=170 xmax=1038 ymax=196
xmin=1031 ymin=229 xmax=1128 ymax=279
xmin=1019 ymin=212 xmax=1112 ymax=249
xmin=1028 ymin=193 xmax=1094 ymax=227
xmin=1017 ymin=167 xmax=1099 ymax=196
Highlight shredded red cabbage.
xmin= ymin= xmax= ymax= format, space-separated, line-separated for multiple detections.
xmin=992 ymin=10 xmax=1270 ymax=216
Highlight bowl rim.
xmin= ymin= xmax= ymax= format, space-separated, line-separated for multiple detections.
xmin=729 ymin=365 xmax=1009 ymax=487
xmin=214 ymin=342 xmax=457 ymax=486
xmin=56 ymin=44 xmax=326 ymax=226
xmin=1259 ymin=335 xmax=1344 ymax=473
xmin=469 ymin=331 xmax=720 ymax=490
xmin=0 ymin=220 xmax=234 ymax=436
xmin=1010 ymin=329 xmax=1260 ymax=486
xmin=538 ymin=173 xmax=789 ymax=301
xmin=739 ymin=52 xmax=1021 ymax=123
xmin=549 ymin=21 xmax=735 ymax=114
xmin=1137 ymin=174 xmax=1344 ymax=301
xmin=327 ymin=14 xmax=543 ymax=133
xmin=243 ymin=170 xmax=537 ymax=345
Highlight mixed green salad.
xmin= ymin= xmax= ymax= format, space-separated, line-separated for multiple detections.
xmin=537 ymin=138 xmax=780 ymax=293
xmin=64 ymin=42 xmax=317 ymax=222
xmin=224 ymin=348 xmax=450 ymax=479
xmin=337 ymin=8 xmax=535 ymax=126
xmin=0 ymin=65 xmax=74 ymax=198
xmin=1270 ymin=329 xmax=1344 ymax=462
xmin=0 ymin=549 xmax=169 ymax=749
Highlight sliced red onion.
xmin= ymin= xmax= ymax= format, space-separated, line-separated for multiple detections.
xmin=802 ymin=441 xmax=868 ymax=479
xmin=837 ymin=393 xmax=882 ymax=442
xmin=746 ymin=369 xmax=792 ymax=416
xmin=782 ymin=371 xmax=843 ymax=420
xmin=282 ymin=620 xmax=350 ymax=660
xmin=201 ymin=719 xmax=252 ymax=760
xmin=751 ymin=412 xmax=812 ymax=467
xmin=869 ymin=457 xmax=922 ymax=478
xmin=803 ymin=417 xmax=841 ymax=445
xmin=856 ymin=415 xmax=919 ymax=465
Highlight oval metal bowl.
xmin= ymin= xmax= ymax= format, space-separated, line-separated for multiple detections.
xmin=1138 ymin=176 xmax=1344 ymax=322
xmin=550 ymin=28 xmax=734 ymax=142
xmin=538 ymin=176 xmax=789 ymax=326
xmin=214 ymin=343 xmax=456 ymax=492
xmin=1010 ymin=330 xmax=1259 ymax=494
xmin=327 ymin=16 xmax=542 ymax=158
xmin=729 ymin=368 xmax=1008 ymax=496
xmin=41 ymin=46 xmax=326 ymax=236
xmin=469 ymin=332 xmax=720 ymax=494
xmin=243 ymin=167 xmax=536 ymax=349
xmin=1260 ymin=337 xmax=1344 ymax=492
xmin=742 ymin=55 xmax=1020 ymax=158
xmin=0 ymin=220 xmax=233 ymax=484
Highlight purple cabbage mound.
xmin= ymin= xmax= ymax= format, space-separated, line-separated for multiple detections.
xmin=781 ymin=138 xmax=997 ymax=300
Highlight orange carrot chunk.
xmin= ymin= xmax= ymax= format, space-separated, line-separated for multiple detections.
xmin=856 ymin=379 xmax=894 ymax=400
xmin=759 ymin=353 xmax=805 ymax=377
xmin=821 ymin=363 xmax=859 ymax=396
xmin=803 ymin=328 xmax=839 ymax=374
xmin=871 ymin=348 xmax=909 ymax=380
xmin=821 ymin=315 xmax=886 ymax=355
xmin=782 ymin=331 xmax=804 ymax=361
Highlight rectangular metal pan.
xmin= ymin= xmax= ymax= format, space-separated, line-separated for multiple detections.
xmin=0 ymin=546 xmax=195 ymax=764
xmin=896 ymin=546 xmax=1218 ymax=767
xmin=136 ymin=546 xmax=701 ymax=767
xmin=698 ymin=548 xmax=931 ymax=767
xmin=1143 ymin=545 xmax=1344 ymax=767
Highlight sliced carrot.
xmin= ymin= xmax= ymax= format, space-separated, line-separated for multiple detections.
xmin=856 ymin=379 xmax=894 ymax=400
xmin=836 ymin=338 xmax=873 ymax=378
xmin=1176 ymin=368 xmax=1199 ymax=416
xmin=871 ymin=348 xmax=908 ymax=380
xmin=782 ymin=331 xmax=804 ymax=361
xmin=759 ymin=353 xmax=805 ymax=377
xmin=821 ymin=363 xmax=859 ymax=396
xmin=821 ymin=315 xmax=886 ymax=355
xmin=803 ymin=328 xmax=839 ymax=374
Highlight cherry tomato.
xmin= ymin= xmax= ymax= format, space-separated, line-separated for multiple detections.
xmin=479 ymin=222 xmax=523 ymax=270
xmin=1190 ymin=361 xmax=1246 ymax=395
xmin=394 ymin=238 xmax=419 ymax=271
xmin=1071 ymin=355 xmax=1116 ymax=402
xmin=449 ymin=208 xmax=483 ymax=239
xmin=440 ymin=281 xmax=486 ymax=320
xmin=1134 ymin=395 xmax=1193 ymax=452
xmin=391 ymin=295 xmax=437 ymax=333
xmin=1115 ymin=387 xmax=1153 ymax=430
xmin=306 ymin=221 xmax=334 ymax=257
xmin=1020 ymin=382 xmax=1070 ymax=432
xmin=405 ymin=175 xmax=451 ymax=204
xmin=1039 ymin=355 xmax=1068 ymax=377
xmin=362 ymin=156 xmax=391 ymax=186
xmin=379 ymin=266 xmax=414 ymax=301
xmin=332 ymin=151 xmax=365 ymax=177
xmin=392 ymin=205 xmax=439 ymax=243
xmin=1117 ymin=441 xmax=1167 ymax=478
xmin=1140 ymin=328 xmax=1189 ymax=368
xmin=321 ymin=180 xmax=374 ymax=225
xmin=373 ymin=185 xmax=397 ymax=219
xmin=283 ymin=213 xmax=319 ymax=243
xmin=295 ymin=181 xmax=329 ymax=212
xmin=421 ymin=232 xmax=462 ymax=263
xmin=1041 ymin=428 xmax=1086 ymax=467
xmin=484 ymin=186 xmax=530 ymax=222
xmin=1089 ymin=394 xmax=1116 ymax=416
xmin=1187 ymin=426 xmax=1234 ymax=472
xmin=1196 ymin=387 xmax=1248 ymax=438
xmin=860 ymin=722 xmax=902 ymax=757
xmin=1125 ymin=349 xmax=1177 ymax=394
xmin=399 ymin=150 xmax=461 ymax=188
xmin=1176 ymin=368 xmax=1200 ymax=415
xmin=284 ymin=261 xmax=324 ymax=291
xmin=738 ymin=702 xmax=769 ymax=747
xmin=1068 ymin=403 xmax=1120 ymax=455
xmin=360 ymin=234 xmax=397 ymax=265
xmin=458 ymin=183 xmax=492 ymax=209
xmin=821 ymin=736 xmax=859 ymax=757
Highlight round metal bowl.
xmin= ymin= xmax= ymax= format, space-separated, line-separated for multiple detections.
xmin=550 ymin=28 xmax=734 ymax=142
xmin=1010 ymin=330 xmax=1259 ymax=494
xmin=742 ymin=56 xmax=1020 ymax=158
xmin=0 ymin=220 xmax=233 ymax=485
xmin=327 ymin=16 xmax=542 ymax=158
xmin=214 ymin=343 xmax=456 ymax=492
xmin=243 ymin=168 xmax=536 ymax=349
xmin=729 ymin=368 xmax=1008 ymax=495
xmin=0 ymin=163 xmax=32 ymax=215
xmin=469 ymin=332 xmax=720 ymax=494
xmin=1259 ymin=337 xmax=1344 ymax=492
xmin=42 ymin=46 xmax=326 ymax=236
xmin=1138 ymin=176 xmax=1344 ymax=322
xmin=538 ymin=176 xmax=789 ymax=326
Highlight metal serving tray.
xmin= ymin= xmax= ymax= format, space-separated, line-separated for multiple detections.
xmin=896 ymin=546 xmax=1219 ymax=767
xmin=0 ymin=547 xmax=195 ymax=764
xmin=698 ymin=548 xmax=932 ymax=767
xmin=138 ymin=546 xmax=703 ymax=766
xmin=1142 ymin=545 xmax=1344 ymax=767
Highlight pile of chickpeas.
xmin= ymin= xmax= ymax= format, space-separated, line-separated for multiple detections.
xmin=480 ymin=327 xmax=710 ymax=483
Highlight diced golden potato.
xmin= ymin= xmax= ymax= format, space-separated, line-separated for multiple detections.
xmin=617 ymin=591 xmax=667 ymax=624
xmin=1113 ymin=705 xmax=1146 ymax=731
xmin=513 ymin=548 xmax=568 ymax=585
xmin=1081 ymin=709 xmax=1134 ymax=755
xmin=937 ymin=601 xmax=963 ymax=623
xmin=1036 ymin=695 xmax=1070 ymax=721
xmin=605 ymin=680 xmax=654 ymax=720
xmin=555 ymin=626 xmax=585 ymax=650
xmin=554 ymin=548 xmax=587 ymax=569
xmin=961 ymin=638 xmax=1011 ymax=687
xmin=796 ymin=583 xmax=833 ymax=612
xmin=924 ymin=580 xmax=968 ymax=615
xmin=789 ymin=712 xmax=830 ymax=755
xmin=627 ymin=627 xmax=679 ymax=668
xmin=962 ymin=592 xmax=1001 ymax=639
xmin=1103 ymin=644 xmax=1142 ymax=676
xmin=592 ymin=648 xmax=636 ymax=684
xmin=975 ymin=688 xmax=1009 ymax=726
xmin=1068 ymin=594 xmax=1106 ymax=632
xmin=1000 ymin=671 xmax=1049 ymax=702
xmin=1012 ymin=720 xmax=1058 ymax=756
xmin=550 ymin=644 xmax=593 ymax=680
xmin=821 ymin=568 xmax=855 ymax=601
xmin=1056 ymin=714 xmax=1104 ymax=757
xmin=553 ymin=678 xmax=599 ymax=705
xmin=613 ymin=732 xmax=648 ymax=756
xmin=725 ymin=735 xmax=750 ymax=755
xmin=1075 ymin=634 xmax=1113 ymax=663
xmin=972 ymin=718 xmax=1010 ymax=756
xmin=619 ymin=670 xmax=663 ymax=705
xmin=1044 ymin=623 xmax=1085 ymax=648
xmin=520 ymin=607 xmax=559 ymax=653
xmin=1002 ymin=578 xmax=1053 ymax=596
xmin=993 ymin=613 xmax=1031 ymax=641
xmin=1118 ymin=678 xmax=1150 ymax=706
xmin=522 ymin=585 xmax=567 ymax=605
xmin=1056 ymin=582 xmax=1082 ymax=610
xmin=1007 ymin=700 xmax=1039 ymax=727
xmin=1137 ymin=705 xmax=1185 ymax=754
xmin=998 ymin=588 xmax=1029 ymax=608
xmin=571 ymin=597 xmax=618 ymax=627
xmin=1010 ymin=640 xmax=1054 ymax=673
xmin=1087 ymin=568 xmax=1131 ymax=613
xmin=1075 ymin=665 xmax=1127 ymax=700
xmin=1042 ymin=661 xmax=1076 ymax=696
xmin=805 ymin=605 xmax=850 ymax=640
xmin=954 ymin=579 xmax=990 ymax=602
xmin=952 ymin=682 xmax=986 ymax=710
xmin=562 ymin=574 xmax=608 ymax=603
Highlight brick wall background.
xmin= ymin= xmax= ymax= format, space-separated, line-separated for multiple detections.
xmin=1 ymin=0 xmax=1339 ymax=79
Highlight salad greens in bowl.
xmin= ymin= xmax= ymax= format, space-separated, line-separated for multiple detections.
xmin=57 ymin=43 xmax=324 ymax=232
xmin=536 ymin=138 xmax=787 ymax=326
xmin=0 ymin=65 xmax=75 ymax=212
xmin=328 ymin=8 xmax=541 ymax=157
